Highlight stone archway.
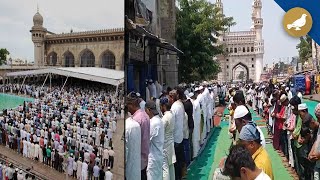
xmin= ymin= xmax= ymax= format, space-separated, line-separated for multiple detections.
xmin=100 ymin=50 xmax=116 ymax=69
xmin=232 ymin=62 xmax=249 ymax=82
xmin=47 ymin=52 xmax=57 ymax=66
xmin=80 ymin=49 xmax=95 ymax=67
xmin=63 ymin=51 xmax=75 ymax=67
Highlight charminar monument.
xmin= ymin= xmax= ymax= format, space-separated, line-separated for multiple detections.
xmin=215 ymin=0 xmax=264 ymax=82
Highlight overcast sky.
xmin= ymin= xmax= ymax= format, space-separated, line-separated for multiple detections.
xmin=0 ymin=0 xmax=124 ymax=62
xmin=210 ymin=0 xmax=299 ymax=66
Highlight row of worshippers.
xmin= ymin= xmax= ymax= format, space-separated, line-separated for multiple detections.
xmin=227 ymin=81 xmax=320 ymax=180
xmin=0 ymin=163 xmax=37 ymax=180
xmin=249 ymin=82 xmax=320 ymax=180
xmin=0 ymin=83 xmax=122 ymax=180
xmin=126 ymin=83 xmax=217 ymax=180
xmin=217 ymin=89 xmax=274 ymax=180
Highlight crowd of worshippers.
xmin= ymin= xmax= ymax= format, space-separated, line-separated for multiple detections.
xmin=0 ymin=83 xmax=123 ymax=180
xmin=0 ymin=162 xmax=38 ymax=180
xmin=218 ymin=80 xmax=320 ymax=180
xmin=126 ymin=81 xmax=219 ymax=180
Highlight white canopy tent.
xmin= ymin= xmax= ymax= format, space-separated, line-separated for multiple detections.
xmin=4 ymin=67 xmax=124 ymax=94
xmin=5 ymin=67 xmax=124 ymax=86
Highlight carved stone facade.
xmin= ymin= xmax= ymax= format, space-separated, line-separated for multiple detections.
xmin=30 ymin=10 xmax=124 ymax=70
xmin=216 ymin=0 xmax=264 ymax=83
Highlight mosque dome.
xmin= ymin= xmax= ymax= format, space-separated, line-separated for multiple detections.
xmin=33 ymin=12 xmax=43 ymax=26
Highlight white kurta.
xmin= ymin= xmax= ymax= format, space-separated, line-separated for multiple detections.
xmin=171 ymin=100 xmax=185 ymax=144
xmin=147 ymin=115 xmax=164 ymax=180
xmin=191 ymin=98 xmax=201 ymax=158
xmin=77 ymin=161 xmax=82 ymax=180
xmin=197 ymin=93 xmax=207 ymax=143
xmin=34 ymin=144 xmax=40 ymax=159
xmin=161 ymin=111 xmax=176 ymax=180
xmin=125 ymin=117 xmax=141 ymax=180
xmin=81 ymin=162 xmax=88 ymax=180
xmin=67 ymin=157 xmax=74 ymax=176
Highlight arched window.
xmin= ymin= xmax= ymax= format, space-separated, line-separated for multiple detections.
xmin=101 ymin=51 xmax=115 ymax=69
xmin=243 ymin=47 xmax=246 ymax=52
xmin=80 ymin=50 xmax=95 ymax=67
xmin=251 ymin=47 xmax=254 ymax=52
xmin=234 ymin=48 xmax=237 ymax=53
xmin=64 ymin=51 xmax=75 ymax=67
xmin=247 ymin=47 xmax=250 ymax=52
xmin=47 ymin=52 xmax=57 ymax=66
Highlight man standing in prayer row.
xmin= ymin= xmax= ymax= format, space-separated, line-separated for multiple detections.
xmin=125 ymin=117 xmax=141 ymax=180
xmin=160 ymin=96 xmax=176 ymax=180
xmin=145 ymin=100 xmax=164 ymax=180
xmin=169 ymin=88 xmax=185 ymax=180
xmin=127 ymin=92 xmax=150 ymax=180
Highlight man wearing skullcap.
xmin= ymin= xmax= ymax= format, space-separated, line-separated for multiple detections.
xmin=233 ymin=105 xmax=265 ymax=147
xmin=277 ymin=94 xmax=290 ymax=159
xmin=238 ymin=123 xmax=273 ymax=179
xmin=159 ymin=96 xmax=176 ymax=179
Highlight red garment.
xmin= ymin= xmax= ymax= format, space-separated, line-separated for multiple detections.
xmin=276 ymin=105 xmax=286 ymax=129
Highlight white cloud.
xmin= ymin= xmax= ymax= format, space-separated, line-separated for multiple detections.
xmin=0 ymin=0 xmax=124 ymax=61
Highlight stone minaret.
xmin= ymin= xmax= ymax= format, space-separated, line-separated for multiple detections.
xmin=216 ymin=0 xmax=223 ymax=15
xmin=30 ymin=6 xmax=46 ymax=66
xmin=252 ymin=0 xmax=264 ymax=82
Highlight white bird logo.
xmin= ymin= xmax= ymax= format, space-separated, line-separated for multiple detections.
xmin=287 ymin=14 xmax=307 ymax=31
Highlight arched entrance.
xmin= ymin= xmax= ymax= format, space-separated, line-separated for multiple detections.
xmin=47 ymin=52 xmax=57 ymax=66
xmin=232 ymin=62 xmax=249 ymax=82
xmin=63 ymin=51 xmax=75 ymax=67
xmin=80 ymin=49 xmax=95 ymax=67
xmin=100 ymin=50 xmax=115 ymax=69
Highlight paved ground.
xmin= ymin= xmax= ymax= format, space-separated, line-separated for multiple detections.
xmin=0 ymin=118 xmax=124 ymax=180
xmin=304 ymin=94 xmax=320 ymax=102
xmin=112 ymin=118 xmax=125 ymax=180
xmin=0 ymin=145 xmax=70 ymax=180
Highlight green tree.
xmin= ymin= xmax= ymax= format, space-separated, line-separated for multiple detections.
xmin=296 ymin=35 xmax=312 ymax=64
xmin=0 ymin=48 xmax=10 ymax=66
xmin=176 ymin=0 xmax=235 ymax=83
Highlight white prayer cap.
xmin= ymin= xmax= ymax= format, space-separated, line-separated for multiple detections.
xmin=199 ymin=86 xmax=204 ymax=91
xmin=280 ymin=94 xmax=287 ymax=103
xmin=234 ymin=105 xmax=249 ymax=119
xmin=184 ymin=90 xmax=189 ymax=96
xmin=19 ymin=170 xmax=22 ymax=174
xmin=195 ymin=87 xmax=199 ymax=92
xmin=285 ymin=87 xmax=289 ymax=91
xmin=187 ymin=92 xmax=194 ymax=99
xmin=298 ymin=103 xmax=308 ymax=110
xmin=230 ymin=97 xmax=234 ymax=104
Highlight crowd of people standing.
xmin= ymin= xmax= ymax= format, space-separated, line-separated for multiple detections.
xmin=0 ymin=81 xmax=123 ymax=180
xmin=218 ymin=79 xmax=320 ymax=180
xmin=126 ymin=80 xmax=221 ymax=180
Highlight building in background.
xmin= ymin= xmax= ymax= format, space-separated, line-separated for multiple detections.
xmin=31 ymin=8 xmax=124 ymax=70
xmin=126 ymin=0 xmax=182 ymax=98
xmin=216 ymin=0 xmax=264 ymax=83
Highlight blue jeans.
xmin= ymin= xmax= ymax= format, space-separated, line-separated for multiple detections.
xmin=183 ymin=139 xmax=191 ymax=166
